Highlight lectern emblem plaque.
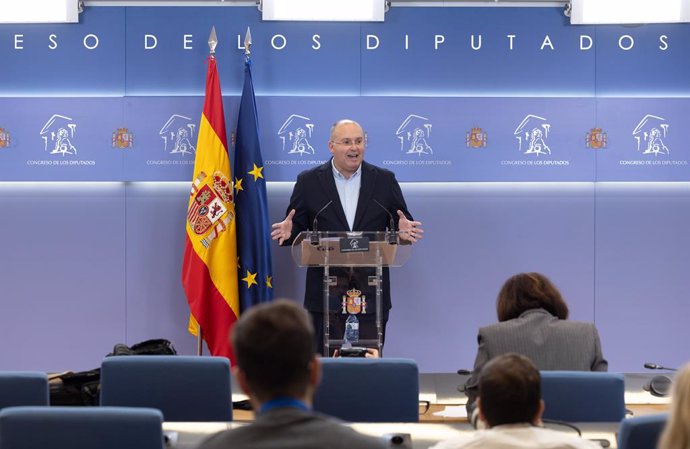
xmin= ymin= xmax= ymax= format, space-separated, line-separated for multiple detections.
xmin=341 ymin=288 xmax=367 ymax=315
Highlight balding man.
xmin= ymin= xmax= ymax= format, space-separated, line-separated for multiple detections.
xmin=271 ymin=119 xmax=423 ymax=354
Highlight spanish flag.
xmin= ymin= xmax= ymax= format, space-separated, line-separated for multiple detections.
xmin=181 ymin=55 xmax=239 ymax=360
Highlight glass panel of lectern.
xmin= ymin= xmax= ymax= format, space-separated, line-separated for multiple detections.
xmin=291 ymin=231 xmax=412 ymax=356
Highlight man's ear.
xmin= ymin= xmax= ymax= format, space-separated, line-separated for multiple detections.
xmin=476 ymin=397 xmax=486 ymax=426
xmin=235 ymin=366 xmax=252 ymax=397
xmin=309 ymin=356 xmax=322 ymax=388
xmin=534 ymin=399 xmax=545 ymax=425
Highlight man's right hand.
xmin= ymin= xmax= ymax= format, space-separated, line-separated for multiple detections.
xmin=271 ymin=209 xmax=295 ymax=245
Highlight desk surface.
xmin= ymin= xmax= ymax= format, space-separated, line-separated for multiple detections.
xmin=166 ymin=372 xmax=670 ymax=449
xmin=164 ymin=421 xmax=623 ymax=449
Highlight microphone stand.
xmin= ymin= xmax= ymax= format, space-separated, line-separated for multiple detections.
xmin=643 ymin=362 xmax=677 ymax=397
xmin=374 ymin=199 xmax=398 ymax=245
xmin=310 ymin=200 xmax=333 ymax=245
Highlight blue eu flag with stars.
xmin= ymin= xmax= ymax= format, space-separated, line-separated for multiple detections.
xmin=234 ymin=58 xmax=274 ymax=312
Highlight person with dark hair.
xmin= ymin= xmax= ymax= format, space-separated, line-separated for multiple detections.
xmin=464 ymin=273 xmax=607 ymax=424
xmin=433 ymin=354 xmax=600 ymax=449
xmin=198 ymin=299 xmax=386 ymax=449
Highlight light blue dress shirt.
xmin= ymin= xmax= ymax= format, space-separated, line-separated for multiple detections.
xmin=331 ymin=159 xmax=361 ymax=231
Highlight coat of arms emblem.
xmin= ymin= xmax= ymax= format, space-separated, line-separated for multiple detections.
xmin=187 ymin=170 xmax=234 ymax=248
xmin=341 ymin=288 xmax=367 ymax=315
xmin=466 ymin=127 xmax=488 ymax=148
xmin=0 ymin=128 xmax=10 ymax=148
xmin=112 ymin=128 xmax=134 ymax=149
xmin=586 ymin=128 xmax=607 ymax=149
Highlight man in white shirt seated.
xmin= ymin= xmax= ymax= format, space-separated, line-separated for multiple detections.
xmin=433 ymin=353 xmax=600 ymax=449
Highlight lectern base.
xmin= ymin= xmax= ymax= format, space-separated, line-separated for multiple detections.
xmin=309 ymin=311 xmax=387 ymax=357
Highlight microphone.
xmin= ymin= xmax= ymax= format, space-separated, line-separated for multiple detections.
xmin=373 ymin=199 xmax=397 ymax=245
xmin=643 ymin=363 xmax=677 ymax=397
xmin=310 ymin=200 xmax=332 ymax=245
xmin=644 ymin=362 xmax=677 ymax=371
xmin=456 ymin=369 xmax=473 ymax=394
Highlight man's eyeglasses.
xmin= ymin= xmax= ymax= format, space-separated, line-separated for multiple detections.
xmin=331 ymin=137 xmax=365 ymax=147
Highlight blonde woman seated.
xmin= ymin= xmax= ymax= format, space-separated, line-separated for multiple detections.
xmin=464 ymin=272 xmax=608 ymax=425
xmin=659 ymin=362 xmax=690 ymax=449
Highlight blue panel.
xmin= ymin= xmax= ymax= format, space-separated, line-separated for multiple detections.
xmin=257 ymin=96 xmax=596 ymax=182
xmin=123 ymin=96 xmax=207 ymax=181
xmin=124 ymin=7 xmax=361 ymax=96
xmin=595 ymin=184 xmax=690 ymax=371
xmin=247 ymin=21 xmax=362 ymax=96
xmin=361 ymin=97 xmax=597 ymax=182
xmin=595 ymin=99 xmax=690 ymax=181
xmin=0 ymin=183 xmax=126 ymax=372
xmin=361 ymin=7 xmax=596 ymax=96
xmin=124 ymin=183 xmax=198 ymax=354
xmin=2 ymin=181 xmax=690 ymax=373
xmin=124 ymin=7 xmax=241 ymax=96
xmin=0 ymin=98 xmax=124 ymax=181
xmin=0 ymin=8 xmax=125 ymax=96
xmin=3 ymin=96 xmax=689 ymax=182
xmin=595 ymin=25 xmax=690 ymax=96
xmin=1 ymin=6 xmax=689 ymax=97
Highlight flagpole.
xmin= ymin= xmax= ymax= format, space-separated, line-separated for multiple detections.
xmin=244 ymin=27 xmax=251 ymax=59
xmin=194 ymin=26 xmax=220 ymax=357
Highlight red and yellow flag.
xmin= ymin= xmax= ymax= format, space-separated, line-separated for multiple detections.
xmin=181 ymin=56 xmax=239 ymax=360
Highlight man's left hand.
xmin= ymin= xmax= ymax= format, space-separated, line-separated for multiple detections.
xmin=397 ymin=210 xmax=423 ymax=243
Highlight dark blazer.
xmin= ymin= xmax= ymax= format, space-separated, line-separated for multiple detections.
xmin=198 ymin=407 xmax=387 ymax=449
xmin=284 ymin=160 xmax=412 ymax=313
xmin=464 ymin=308 xmax=608 ymax=415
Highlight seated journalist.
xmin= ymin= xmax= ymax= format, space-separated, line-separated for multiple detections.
xmin=197 ymin=299 xmax=386 ymax=449
xmin=433 ymin=353 xmax=601 ymax=449
xmin=464 ymin=272 xmax=608 ymax=425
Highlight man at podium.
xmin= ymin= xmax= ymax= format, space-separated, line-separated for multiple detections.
xmin=271 ymin=119 xmax=423 ymax=355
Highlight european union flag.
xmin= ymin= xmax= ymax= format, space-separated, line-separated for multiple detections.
xmin=234 ymin=58 xmax=274 ymax=312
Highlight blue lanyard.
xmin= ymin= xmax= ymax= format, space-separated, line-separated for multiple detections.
xmin=259 ymin=398 xmax=310 ymax=414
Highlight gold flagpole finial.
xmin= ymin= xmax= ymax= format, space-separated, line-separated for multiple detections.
xmin=208 ymin=26 xmax=218 ymax=55
xmin=243 ymin=27 xmax=252 ymax=57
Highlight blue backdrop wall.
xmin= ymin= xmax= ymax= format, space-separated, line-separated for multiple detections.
xmin=0 ymin=5 xmax=688 ymax=372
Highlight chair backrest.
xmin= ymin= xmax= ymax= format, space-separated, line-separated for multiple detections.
xmin=100 ymin=355 xmax=232 ymax=421
xmin=0 ymin=372 xmax=49 ymax=410
xmin=313 ymin=358 xmax=419 ymax=422
xmin=0 ymin=406 xmax=164 ymax=449
xmin=618 ymin=414 xmax=668 ymax=449
xmin=540 ymin=371 xmax=626 ymax=422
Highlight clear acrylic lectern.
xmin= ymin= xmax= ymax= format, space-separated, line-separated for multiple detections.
xmin=291 ymin=231 xmax=412 ymax=356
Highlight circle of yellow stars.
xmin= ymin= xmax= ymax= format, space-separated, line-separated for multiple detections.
xmin=236 ymin=163 xmax=271 ymax=290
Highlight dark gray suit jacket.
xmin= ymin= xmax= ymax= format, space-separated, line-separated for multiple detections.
xmin=465 ymin=308 xmax=608 ymax=415
xmin=283 ymin=159 xmax=412 ymax=314
xmin=198 ymin=407 xmax=387 ymax=449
